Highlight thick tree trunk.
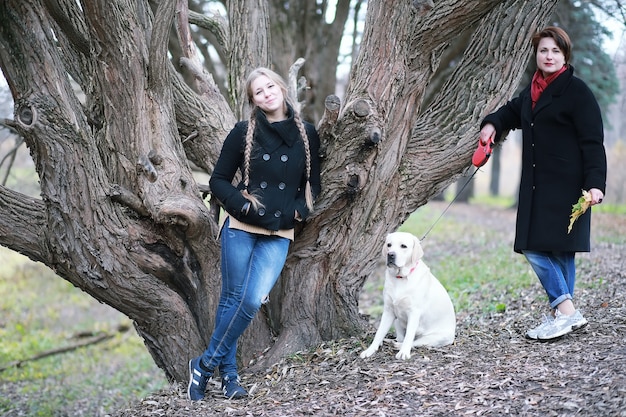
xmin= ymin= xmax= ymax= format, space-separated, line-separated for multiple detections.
xmin=0 ymin=0 xmax=558 ymax=382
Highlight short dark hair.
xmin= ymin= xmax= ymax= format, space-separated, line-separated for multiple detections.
xmin=531 ymin=26 xmax=572 ymax=64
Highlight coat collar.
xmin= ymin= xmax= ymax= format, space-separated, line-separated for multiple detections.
xmin=254 ymin=104 xmax=300 ymax=153
xmin=531 ymin=65 xmax=575 ymax=114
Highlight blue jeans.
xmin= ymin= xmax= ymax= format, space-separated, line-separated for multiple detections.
xmin=522 ymin=250 xmax=576 ymax=309
xmin=200 ymin=219 xmax=290 ymax=379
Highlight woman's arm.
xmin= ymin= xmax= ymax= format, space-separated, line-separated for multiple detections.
xmin=209 ymin=123 xmax=250 ymax=216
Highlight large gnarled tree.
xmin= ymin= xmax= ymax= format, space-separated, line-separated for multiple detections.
xmin=0 ymin=0 xmax=557 ymax=382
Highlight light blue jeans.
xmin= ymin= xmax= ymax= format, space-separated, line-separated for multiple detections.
xmin=522 ymin=250 xmax=576 ymax=309
xmin=200 ymin=218 xmax=290 ymax=379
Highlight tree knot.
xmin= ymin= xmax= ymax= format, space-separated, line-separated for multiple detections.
xmin=16 ymin=103 xmax=37 ymax=127
xmin=136 ymin=152 xmax=159 ymax=182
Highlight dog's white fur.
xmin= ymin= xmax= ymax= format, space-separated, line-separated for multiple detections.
xmin=360 ymin=232 xmax=456 ymax=360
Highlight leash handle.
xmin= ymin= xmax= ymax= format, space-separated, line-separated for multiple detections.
xmin=472 ymin=136 xmax=494 ymax=168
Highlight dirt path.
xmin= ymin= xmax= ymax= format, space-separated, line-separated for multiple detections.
xmin=113 ymin=203 xmax=626 ymax=417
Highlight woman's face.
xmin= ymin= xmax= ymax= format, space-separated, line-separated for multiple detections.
xmin=536 ymin=37 xmax=565 ymax=77
xmin=250 ymin=75 xmax=285 ymax=117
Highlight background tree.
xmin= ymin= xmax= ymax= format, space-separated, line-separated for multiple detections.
xmin=0 ymin=0 xmax=565 ymax=384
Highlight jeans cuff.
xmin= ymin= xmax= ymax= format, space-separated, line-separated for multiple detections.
xmin=550 ymin=293 xmax=573 ymax=309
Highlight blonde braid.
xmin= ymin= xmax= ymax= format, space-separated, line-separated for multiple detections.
xmin=241 ymin=109 xmax=263 ymax=209
xmin=294 ymin=111 xmax=314 ymax=212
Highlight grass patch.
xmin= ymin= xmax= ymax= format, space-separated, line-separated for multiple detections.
xmin=468 ymin=194 xmax=516 ymax=208
xmin=0 ymin=248 xmax=168 ymax=416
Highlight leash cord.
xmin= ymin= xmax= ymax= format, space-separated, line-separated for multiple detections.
xmin=420 ymin=167 xmax=480 ymax=241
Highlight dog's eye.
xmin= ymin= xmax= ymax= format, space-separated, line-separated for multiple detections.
xmin=387 ymin=243 xmax=392 ymax=247
xmin=400 ymin=244 xmax=408 ymax=249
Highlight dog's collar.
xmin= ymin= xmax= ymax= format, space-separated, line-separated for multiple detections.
xmin=396 ymin=261 xmax=419 ymax=279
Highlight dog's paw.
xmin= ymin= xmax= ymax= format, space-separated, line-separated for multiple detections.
xmin=395 ymin=349 xmax=412 ymax=360
xmin=360 ymin=348 xmax=377 ymax=359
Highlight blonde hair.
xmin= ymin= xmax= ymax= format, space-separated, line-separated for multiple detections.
xmin=242 ymin=67 xmax=314 ymax=212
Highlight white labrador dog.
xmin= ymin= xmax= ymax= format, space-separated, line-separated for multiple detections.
xmin=360 ymin=232 xmax=456 ymax=360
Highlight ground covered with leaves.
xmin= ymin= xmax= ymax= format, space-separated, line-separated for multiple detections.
xmin=112 ymin=202 xmax=626 ymax=417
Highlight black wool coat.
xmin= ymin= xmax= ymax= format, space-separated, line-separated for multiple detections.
xmin=209 ymin=107 xmax=321 ymax=232
xmin=482 ymin=66 xmax=607 ymax=253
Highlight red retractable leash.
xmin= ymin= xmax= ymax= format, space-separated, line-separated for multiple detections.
xmin=472 ymin=136 xmax=495 ymax=168
xmin=420 ymin=136 xmax=495 ymax=240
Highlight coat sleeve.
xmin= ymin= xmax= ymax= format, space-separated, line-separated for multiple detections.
xmin=571 ymin=80 xmax=607 ymax=194
xmin=209 ymin=122 xmax=250 ymax=217
xmin=481 ymin=89 xmax=526 ymax=143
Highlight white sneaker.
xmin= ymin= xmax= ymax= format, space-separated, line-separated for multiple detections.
xmin=537 ymin=310 xmax=588 ymax=340
xmin=569 ymin=310 xmax=589 ymax=332
xmin=525 ymin=314 xmax=554 ymax=340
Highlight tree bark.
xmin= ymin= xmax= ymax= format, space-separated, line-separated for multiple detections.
xmin=0 ymin=0 xmax=558 ymax=382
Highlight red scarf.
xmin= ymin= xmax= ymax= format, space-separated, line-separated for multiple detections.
xmin=530 ymin=66 xmax=567 ymax=109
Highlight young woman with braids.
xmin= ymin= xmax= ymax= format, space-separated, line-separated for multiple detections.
xmin=187 ymin=67 xmax=321 ymax=401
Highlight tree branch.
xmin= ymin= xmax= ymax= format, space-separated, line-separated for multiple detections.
xmin=0 ymin=185 xmax=48 ymax=264
xmin=0 ymin=136 xmax=23 ymax=186
xmin=0 ymin=327 xmax=129 ymax=373
xmin=287 ymin=57 xmax=306 ymax=113
xmin=42 ymin=0 xmax=90 ymax=56
xmin=405 ymin=0 xmax=558 ymax=202
xmin=149 ymin=0 xmax=177 ymax=93
xmin=188 ymin=10 xmax=229 ymax=48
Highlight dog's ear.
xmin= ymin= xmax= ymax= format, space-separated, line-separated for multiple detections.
xmin=411 ymin=235 xmax=424 ymax=265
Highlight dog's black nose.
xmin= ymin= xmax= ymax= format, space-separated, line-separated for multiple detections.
xmin=387 ymin=252 xmax=396 ymax=265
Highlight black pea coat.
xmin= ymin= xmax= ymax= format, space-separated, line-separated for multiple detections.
xmin=482 ymin=66 xmax=607 ymax=253
xmin=209 ymin=107 xmax=321 ymax=232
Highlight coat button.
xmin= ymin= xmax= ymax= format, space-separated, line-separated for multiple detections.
xmin=281 ymin=154 xmax=288 ymax=162
xmin=258 ymin=208 xmax=266 ymax=216
xmin=278 ymin=182 xmax=286 ymax=190
xmin=263 ymin=153 xmax=270 ymax=161
xmin=260 ymin=181 xmax=267 ymax=189
xmin=274 ymin=210 xmax=281 ymax=218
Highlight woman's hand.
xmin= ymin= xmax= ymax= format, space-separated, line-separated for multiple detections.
xmin=588 ymin=188 xmax=604 ymax=205
xmin=479 ymin=123 xmax=496 ymax=145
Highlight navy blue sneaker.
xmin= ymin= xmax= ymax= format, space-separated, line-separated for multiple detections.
xmin=222 ymin=375 xmax=248 ymax=399
xmin=187 ymin=357 xmax=211 ymax=401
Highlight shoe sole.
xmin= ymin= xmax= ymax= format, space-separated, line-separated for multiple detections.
xmin=525 ymin=323 xmax=553 ymax=340
xmin=224 ymin=392 xmax=248 ymax=400
xmin=186 ymin=359 xmax=194 ymax=400
xmin=222 ymin=379 xmax=248 ymax=399
xmin=537 ymin=327 xmax=572 ymax=341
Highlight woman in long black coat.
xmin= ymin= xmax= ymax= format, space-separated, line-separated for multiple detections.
xmin=480 ymin=26 xmax=606 ymax=341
